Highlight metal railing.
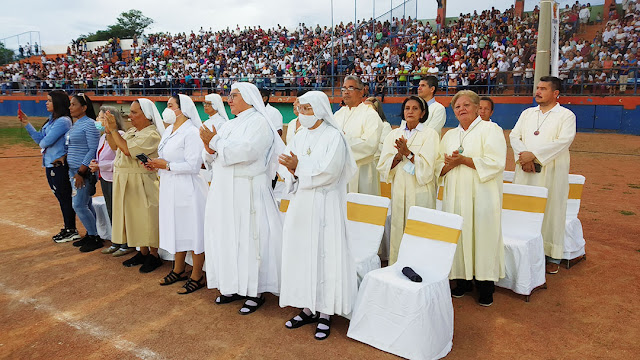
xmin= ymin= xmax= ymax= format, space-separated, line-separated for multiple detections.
xmin=1 ymin=69 xmax=638 ymax=98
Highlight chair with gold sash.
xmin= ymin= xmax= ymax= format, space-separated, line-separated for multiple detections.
xmin=346 ymin=193 xmax=391 ymax=285
xmin=503 ymin=170 xmax=515 ymax=183
xmin=496 ymin=183 xmax=548 ymax=302
xmin=378 ymin=181 xmax=392 ymax=262
xmin=348 ymin=206 xmax=463 ymax=360
xmin=563 ymin=174 xmax=586 ymax=268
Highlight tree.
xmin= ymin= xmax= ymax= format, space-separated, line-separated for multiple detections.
xmin=0 ymin=42 xmax=15 ymax=66
xmin=83 ymin=9 xmax=153 ymax=42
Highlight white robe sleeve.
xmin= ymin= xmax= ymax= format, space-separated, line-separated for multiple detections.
xmin=472 ymin=124 xmax=507 ymax=183
xmin=377 ymin=129 xmax=400 ymax=183
xmin=295 ymin=132 xmax=344 ymax=190
xmin=415 ymin=128 xmax=440 ymax=187
xmin=531 ymin=111 xmax=576 ymax=165
xmin=167 ymin=130 xmax=204 ymax=174
xmin=345 ymin=110 xmax=382 ymax=162
xmin=278 ymin=141 xmax=299 ymax=194
xmin=210 ymin=116 xmax=273 ymax=167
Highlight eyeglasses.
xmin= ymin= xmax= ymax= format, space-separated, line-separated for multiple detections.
xmin=296 ymin=104 xmax=313 ymax=113
xmin=341 ymin=86 xmax=363 ymax=92
xmin=227 ymin=93 xmax=241 ymax=101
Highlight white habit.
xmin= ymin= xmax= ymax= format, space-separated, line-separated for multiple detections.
xmin=377 ymin=123 xmax=440 ymax=265
xmin=158 ymin=121 xmax=208 ymax=254
xmin=203 ymin=105 xmax=283 ymax=297
xmin=510 ymin=103 xmax=576 ymax=259
xmin=334 ymin=102 xmax=383 ymax=195
xmin=278 ymin=91 xmax=358 ymax=316
xmin=436 ymin=117 xmax=506 ymax=281
xmin=266 ymin=103 xmax=284 ymax=132
xmin=201 ymin=112 xmax=228 ymax=182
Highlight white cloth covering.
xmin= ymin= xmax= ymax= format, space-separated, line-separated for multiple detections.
xmin=93 ymin=196 xmax=111 ymax=240
xmin=278 ymin=91 xmax=358 ymax=316
xmin=177 ymin=94 xmax=202 ymax=129
xmin=285 ymin=117 xmax=300 ymax=145
xmin=496 ymin=183 xmax=548 ymax=296
xmin=203 ymin=103 xmax=283 ymax=297
xmin=435 ymin=116 xmax=506 ymax=281
xmin=510 ymin=103 xmax=576 ymax=259
xmin=138 ymin=98 xmax=165 ymax=135
xmin=334 ymin=102 xmax=383 ymax=195
xmin=265 ymin=103 xmax=284 ymax=131
xmin=377 ymin=124 xmax=440 ymax=265
xmin=204 ymin=93 xmax=229 ymax=121
xmin=348 ymin=206 xmax=463 ymax=360
xmin=157 ymin=120 xmax=208 ymax=254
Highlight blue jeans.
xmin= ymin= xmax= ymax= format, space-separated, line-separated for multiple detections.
xmin=69 ymin=169 xmax=97 ymax=236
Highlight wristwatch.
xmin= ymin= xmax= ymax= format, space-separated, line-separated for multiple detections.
xmin=407 ymin=152 xmax=414 ymax=160
xmin=165 ymin=162 xmax=170 ymax=171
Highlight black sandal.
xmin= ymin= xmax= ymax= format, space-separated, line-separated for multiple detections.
xmin=215 ymin=293 xmax=245 ymax=305
xmin=238 ymin=295 xmax=266 ymax=315
xmin=178 ymin=276 xmax=205 ymax=295
xmin=314 ymin=317 xmax=331 ymax=341
xmin=285 ymin=310 xmax=319 ymax=329
xmin=159 ymin=270 xmax=188 ymax=286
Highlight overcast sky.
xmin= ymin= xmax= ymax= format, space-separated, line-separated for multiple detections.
xmin=1 ymin=0 xmax=604 ymax=48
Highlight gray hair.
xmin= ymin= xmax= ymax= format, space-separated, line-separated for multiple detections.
xmin=99 ymin=105 xmax=125 ymax=131
xmin=451 ymin=90 xmax=480 ymax=109
xmin=343 ymin=75 xmax=365 ymax=89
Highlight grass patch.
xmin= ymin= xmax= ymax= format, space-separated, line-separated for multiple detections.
xmin=0 ymin=128 xmax=39 ymax=147
xmin=628 ymin=184 xmax=640 ymax=189
xmin=619 ymin=210 xmax=636 ymax=216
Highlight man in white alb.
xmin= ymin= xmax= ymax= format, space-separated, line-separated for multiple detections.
xmin=417 ymin=75 xmax=447 ymax=136
xmin=510 ymin=76 xmax=576 ymax=275
xmin=261 ymin=88 xmax=284 ymax=136
xmin=333 ymin=75 xmax=383 ymax=195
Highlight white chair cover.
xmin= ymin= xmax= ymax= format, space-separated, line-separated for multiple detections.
xmin=503 ymin=170 xmax=515 ymax=183
xmin=496 ymin=183 xmax=548 ymax=296
xmin=348 ymin=206 xmax=463 ymax=360
xmin=379 ymin=180 xmax=392 ymax=261
xmin=92 ymin=196 xmax=112 ymax=240
xmin=345 ymin=193 xmax=391 ymax=285
xmin=563 ymin=174 xmax=586 ymax=260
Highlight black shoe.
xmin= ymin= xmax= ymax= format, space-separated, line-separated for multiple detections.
xmin=478 ymin=293 xmax=494 ymax=307
xmin=53 ymin=228 xmax=81 ymax=243
xmin=451 ymin=279 xmax=473 ymax=298
xmin=79 ymin=235 xmax=103 ymax=253
xmin=72 ymin=234 xmax=91 ymax=247
xmin=123 ymin=252 xmax=146 ymax=267
xmin=139 ymin=254 xmax=163 ymax=273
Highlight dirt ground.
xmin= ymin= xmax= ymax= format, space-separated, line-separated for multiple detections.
xmin=0 ymin=120 xmax=639 ymax=359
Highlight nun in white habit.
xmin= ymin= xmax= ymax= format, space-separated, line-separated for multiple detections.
xmin=201 ymin=82 xmax=286 ymax=315
xmin=278 ymin=91 xmax=358 ymax=341
xmin=201 ymin=93 xmax=228 ymax=182
xmin=146 ymin=94 xmax=208 ymax=294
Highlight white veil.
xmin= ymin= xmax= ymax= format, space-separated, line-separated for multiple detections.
xmin=137 ymin=98 xmax=165 ymax=135
xmin=205 ymin=93 xmax=229 ymax=121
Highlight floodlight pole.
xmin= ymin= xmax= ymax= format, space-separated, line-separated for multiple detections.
xmin=534 ymin=0 xmax=553 ymax=95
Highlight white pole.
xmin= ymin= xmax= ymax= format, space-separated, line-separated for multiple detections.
xmin=534 ymin=0 xmax=553 ymax=94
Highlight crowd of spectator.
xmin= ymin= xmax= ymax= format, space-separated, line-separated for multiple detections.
xmin=1 ymin=1 xmax=639 ymax=97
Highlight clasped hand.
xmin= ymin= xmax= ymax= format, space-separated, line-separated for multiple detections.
xmin=518 ymin=151 xmax=537 ymax=173
xmin=394 ymin=136 xmax=411 ymax=157
xmin=144 ymin=158 xmax=168 ymax=171
xmin=444 ymin=150 xmax=464 ymax=168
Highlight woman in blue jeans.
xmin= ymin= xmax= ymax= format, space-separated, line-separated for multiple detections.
xmin=66 ymin=93 xmax=102 ymax=252
xmin=18 ymin=90 xmax=78 ymax=243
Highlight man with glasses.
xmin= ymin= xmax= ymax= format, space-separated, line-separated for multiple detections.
xmin=333 ymin=75 xmax=383 ymax=195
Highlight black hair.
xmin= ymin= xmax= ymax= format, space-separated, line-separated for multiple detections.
xmin=170 ymin=95 xmax=182 ymax=109
xmin=420 ymin=75 xmax=439 ymax=95
xmin=400 ymin=96 xmax=430 ymax=123
xmin=73 ymin=93 xmax=96 ymax=119
xmin=480 ymin=96 xmax=495 ymax=111
xmin=49 ymin=90 xmax=71 ymax=120
xmin=539 ymin=76 xmax=562 ymax=93
xmin=260 ymin=88 xmax=271 ymax=103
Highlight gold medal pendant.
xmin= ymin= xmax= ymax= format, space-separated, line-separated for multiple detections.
xmin=306 ymin=147 xmax=311 ymax=155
